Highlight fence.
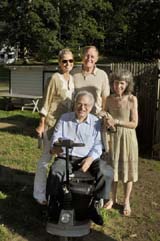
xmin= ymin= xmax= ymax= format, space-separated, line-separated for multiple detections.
xmin=110 ymin=61 xmax=157 ymax=77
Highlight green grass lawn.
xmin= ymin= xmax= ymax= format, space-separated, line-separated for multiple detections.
xmin=0 ymin=110 xmax=40 ymax=171
xmin=0 ymin=109 xmax=160 ymax=241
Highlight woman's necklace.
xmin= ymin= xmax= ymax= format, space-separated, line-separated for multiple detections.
xmin=63 ymin=74 xmax=70 ymax=90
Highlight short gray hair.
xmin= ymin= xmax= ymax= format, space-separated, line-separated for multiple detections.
xmin=82 ymin=46 xmax=99 ymax=58
xmin=75 ymin=90 xmax=95 ymax=107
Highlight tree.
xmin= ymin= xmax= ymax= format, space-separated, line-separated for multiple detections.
xmin=103 ymin=0 xmax=134 ymax=59
xmin=0 ymin=0 xmax=159 ymax=61
xmin=127 ymin=0 xmax=160 ymax=60
xmin=0 ymin=0 xmax=61 ymax=62
xmin=57 ymin=0 xmax=113 ymax=57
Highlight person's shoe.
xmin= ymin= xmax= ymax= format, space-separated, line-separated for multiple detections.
xmin=103 ymin=199 xmax=114 ymax=209
xmin=88 ymin=202 xmax=103 ymax=226
xmin=123 ymin=203 xmax=131 ymax=217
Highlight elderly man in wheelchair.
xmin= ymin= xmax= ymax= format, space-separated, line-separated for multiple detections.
xmin=46 ymin=91 xmax=113 ymax=233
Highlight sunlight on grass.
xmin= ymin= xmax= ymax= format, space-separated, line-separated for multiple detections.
xmin=0 ymin=110 xmax=41 ymax=173
xmin=140 ymin=158 xmax=160 ymax=172
xmin=0 ymin=191 xmax=7 ymax=199
xmin=101 ymin=208 xmax=120 ymax=224
xmin=0 ymin=132 xmax=41 ymax=172
xmin=0 ymin=225 xmax=11 ymax=241
xmin=152 ymin=160 xmax=160 ymax=172
xmin=0 ymin=110 xmax=39 ymax=119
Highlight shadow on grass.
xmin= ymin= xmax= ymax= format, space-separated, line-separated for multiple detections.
xmin=85 ymin=230 xmax=117 ymax=241
xmin=0 ymin=165 xmax=54 ymax=241
xmin=0 ymin=114 xmax=39 ymax=137
xmin=0 ymin=165 xmax=117 ymax=241
xmin=112 ymin=203 xmax=124 ymax=215
xmin=0 ymin=165 xmax=34 ymax=185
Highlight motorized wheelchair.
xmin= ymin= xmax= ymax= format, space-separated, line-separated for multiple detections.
xmin=46 ymin=139 xmax=106 ymax=240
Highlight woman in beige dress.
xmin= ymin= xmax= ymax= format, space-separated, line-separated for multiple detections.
xmin=103 ymin=69 xmax=138 ymax=216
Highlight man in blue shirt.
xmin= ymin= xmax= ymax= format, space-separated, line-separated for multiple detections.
xmin=49 ymin=91 xmax=110 ymax=225
xmin=51 ymin=93 xmax=102 ymax=171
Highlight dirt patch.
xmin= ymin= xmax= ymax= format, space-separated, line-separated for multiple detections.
xmin=0 ymin=122 xmax=16 ymax=129
xmin=0 ymin=117 xmax=38 ymax=137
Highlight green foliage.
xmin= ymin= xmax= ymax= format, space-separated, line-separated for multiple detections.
xmin=0 ymin=191 xmax=7 ymax=199
xmin=0 ymin=0 xmax=159 ymax=61
xmin=127 ymin=0 xmax=160 ymax=59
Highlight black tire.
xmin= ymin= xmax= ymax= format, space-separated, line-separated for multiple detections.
xmin=59 ymin=237 xmax=83 ymax=241
xmin=59 ymin=237 xmax=72 ymax=241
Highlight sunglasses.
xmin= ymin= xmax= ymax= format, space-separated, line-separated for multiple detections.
xmin=62 ymin=59 xmax=74 ymax=64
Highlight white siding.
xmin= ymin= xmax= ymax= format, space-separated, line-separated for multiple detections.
xmin=10 ymin=66 xmax=43 ymax=96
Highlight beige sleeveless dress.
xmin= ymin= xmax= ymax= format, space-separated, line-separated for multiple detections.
xmin=106 ymin=94 xmax=138 ymax=183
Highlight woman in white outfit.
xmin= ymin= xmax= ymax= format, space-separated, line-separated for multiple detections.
xmin=33 ymin=48 xmax=74 ymax=204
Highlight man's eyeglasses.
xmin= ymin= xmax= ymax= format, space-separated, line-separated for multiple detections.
xmin=76 ymin=103 xmax=92 ymax=109
xmin=62 ymin=59 xmax=74 ymax=64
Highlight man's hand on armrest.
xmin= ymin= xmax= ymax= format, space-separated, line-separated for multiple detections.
xmin=81 ymin=156 xmax=94 ymax=173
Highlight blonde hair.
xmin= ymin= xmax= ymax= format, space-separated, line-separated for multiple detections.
xmin=58 ymin=48 xmax=73 ymax=62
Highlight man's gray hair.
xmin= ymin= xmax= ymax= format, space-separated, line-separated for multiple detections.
xmin=82 ymin=45 xmax=99 ymax=57
xmin=75 ymin=91 xmax=95 ymax=106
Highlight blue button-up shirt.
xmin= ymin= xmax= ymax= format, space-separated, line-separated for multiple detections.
xmin=51 ymin=112 xmax=102 ymax=160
